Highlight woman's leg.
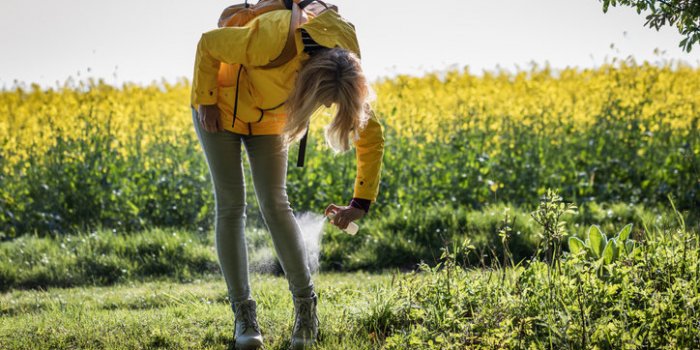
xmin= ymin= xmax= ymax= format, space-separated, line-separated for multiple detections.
xmin=243 ymin=134 xmax=314 ymax=298
xmin=192 ymin=108 xmax=252 ymax=303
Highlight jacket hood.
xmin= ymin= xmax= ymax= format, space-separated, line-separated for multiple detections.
xmin=299 ymin=9 xmax=361 ymax=58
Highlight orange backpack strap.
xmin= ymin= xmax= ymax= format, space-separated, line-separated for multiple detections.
xmin=260 ymin=0 xmax=337 ymax=69
xmin=259 ymin=0 xmax=306 ymax=69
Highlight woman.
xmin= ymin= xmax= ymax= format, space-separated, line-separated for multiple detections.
xmin=190 ymin=2 xmax=384 ymax=349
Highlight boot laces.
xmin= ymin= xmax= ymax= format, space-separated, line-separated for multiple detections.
xmin=236 ymin=302 xmax=260 ymax=333
xmin=294 ymin=299 xmax=318 ymax=334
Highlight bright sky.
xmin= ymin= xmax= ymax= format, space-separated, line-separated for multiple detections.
xmin=1 ymin=0 xmax=698 ymax=88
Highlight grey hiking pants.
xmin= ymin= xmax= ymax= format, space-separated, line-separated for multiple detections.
xmin=192 ymin=108 xmax=314 ymax=303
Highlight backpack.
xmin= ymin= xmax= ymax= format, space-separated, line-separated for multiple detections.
xmin=217 ymin=0 xmax=337 ymax=69
xmin=217 ymin=0 xmax=337 ymax=166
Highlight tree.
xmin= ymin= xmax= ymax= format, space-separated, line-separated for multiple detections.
xmin=600 ymin=0 xmax=700 ymax=52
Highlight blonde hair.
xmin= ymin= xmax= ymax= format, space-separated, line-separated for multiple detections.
xmin=284 ymin=48 xmax=370 ymax=152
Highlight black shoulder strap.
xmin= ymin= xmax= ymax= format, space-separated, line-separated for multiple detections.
xmin=298 ymin=0 xmax=315 ymax=8
xmin=296 ymin=125 xmax=309 ymax=167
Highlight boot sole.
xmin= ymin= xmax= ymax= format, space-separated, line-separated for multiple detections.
xmin=235 ymin=344 xmax=263 ymax=350
xmin=234 ymin=341 xmax=264 ymax=350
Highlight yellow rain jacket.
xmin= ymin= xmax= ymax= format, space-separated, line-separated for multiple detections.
xmin=191 ymin=8 xmax=384 ymax=202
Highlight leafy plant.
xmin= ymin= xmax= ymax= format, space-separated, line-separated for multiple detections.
xmin=568 ymin=223 xmax=636 ymax=264
xmin=358 ymin=209 xmax=700 ymax=349
xmin=530 ymin=189 xmax=578 ymax=267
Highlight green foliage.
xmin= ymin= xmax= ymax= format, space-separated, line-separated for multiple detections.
xmin=355 ymin=210 xmax=700 ymax=349
xmin=530 ymin=189 xmax=578 ymax=266
xmin=320 ymin=203 xmax=542 ymax=271
xmin=1 ymin=197 xmax=698 ymax=348
xmin=0 ymin=228 xmax=218 ymax=291
xmin=1 ymin=115 xmax=212 ymax=237
xmin=600 ymin=0 xmax=700 ymax=52
xmin=569 ymin=224 xmax=637 ymax=268
xmin=588 ymin=225 xmax=607 ymax=258
xmin=0 ymin=201 xmax=687 ymax=291
xmin=3 ymin=232 xmax=697 ymax=350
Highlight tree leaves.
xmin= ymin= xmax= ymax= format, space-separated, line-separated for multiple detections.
xmin=598 ymin=0 xmax=700 ymax=52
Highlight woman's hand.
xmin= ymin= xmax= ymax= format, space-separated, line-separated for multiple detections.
xmin=198 ymin=104 xmax=223 ymax=132
xmin=325 ymin=204 xmax=365 ymax=230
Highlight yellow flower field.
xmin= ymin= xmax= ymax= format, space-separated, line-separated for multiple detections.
xmin=0 ymin=61 xmax=698 ymax=236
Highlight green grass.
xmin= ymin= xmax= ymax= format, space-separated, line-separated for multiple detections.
xmin=1 ymin=196 xmax=697 ymax=349
xmin=1 ymin=201 xmax=689 ymax=292
xmin=2 ymin=202 xmax=685 ymax=292
xmin=3 ymin=218 xmax=698 ymax=350
xmin=0 ymin=272 xmax=394 ymax=350
xmin=0 ymin=228 xmax=220 ymax=291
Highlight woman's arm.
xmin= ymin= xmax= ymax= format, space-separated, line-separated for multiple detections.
xmin=191 ymin=26 xmax=256 ymax=106
xmin=352 ymin=106 xmax=385 ymax=203
xmin=325 ymin=106 xmax=384 ymax=230
xmin=191 ymin=8 xmax=290 ymax=107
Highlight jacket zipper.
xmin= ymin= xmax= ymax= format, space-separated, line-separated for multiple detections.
xmin=232 ymin=65 xmax=244 ymax=129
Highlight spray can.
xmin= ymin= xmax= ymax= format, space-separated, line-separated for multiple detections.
xmin=326 ymin=212 xmax=359 ymax=235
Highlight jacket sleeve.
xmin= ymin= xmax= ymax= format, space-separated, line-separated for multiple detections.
xmin=352 ymin=107 xmax=385 ymax=202
xmin=191 ymin=24 xmax=276 ymax=106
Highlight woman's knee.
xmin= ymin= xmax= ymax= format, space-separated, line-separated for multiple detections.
xmin=213 ymin=184 xmax=246 ymax=218
xmin=216 ymin=201 xmax=247 ymax=218
xmin=258 ymin=191 xmax=293 ymax=217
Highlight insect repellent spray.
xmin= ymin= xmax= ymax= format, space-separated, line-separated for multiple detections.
xmin=326 ymin=212 xmax=359 ymax=235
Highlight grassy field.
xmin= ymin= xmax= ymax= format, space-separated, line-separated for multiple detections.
xmin=2 ymin=214 xmax=699 ymax=349
xmin=0 ymin=201 xmax=686 ymax=292
xmin=1 ymin=194 xmax=699 ymax=349
xmin=0 ymin=272 xmax=394 ymax=350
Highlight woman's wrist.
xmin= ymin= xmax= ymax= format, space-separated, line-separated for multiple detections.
xmin=349 ymin=198 xmax=371 ymax=213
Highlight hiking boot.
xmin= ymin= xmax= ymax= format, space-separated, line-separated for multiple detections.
xmin=290 ymin=294 xmax=319 ymax=349
xmin=232 ymin=299 xmax=263 ymax=350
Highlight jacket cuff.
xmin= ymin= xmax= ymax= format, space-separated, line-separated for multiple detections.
xmin=349 ymin=198 xmax=371 ymax=213
xmin=193 ymin=87 xmax=218 ymax=106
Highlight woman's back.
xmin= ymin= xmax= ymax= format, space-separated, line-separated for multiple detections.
xmin=191 ymin=7 xmax=361 ymax=135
